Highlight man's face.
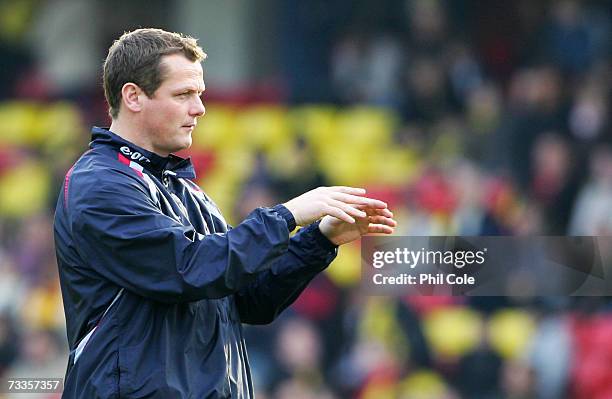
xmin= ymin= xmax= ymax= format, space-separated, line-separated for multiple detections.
xmin=140 ymin=54 xmax=206 ymax=156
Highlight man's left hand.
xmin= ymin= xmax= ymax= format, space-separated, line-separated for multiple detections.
xmin=318 ymin=207 xmax=397 ymax=246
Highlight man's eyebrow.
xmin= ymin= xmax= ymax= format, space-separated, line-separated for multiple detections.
xmin=175 ymin=86 xmax=204 ymax=94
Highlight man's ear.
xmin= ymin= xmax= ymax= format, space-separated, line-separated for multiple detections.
xmin=121 ymin=83 xmax=144 ymax=113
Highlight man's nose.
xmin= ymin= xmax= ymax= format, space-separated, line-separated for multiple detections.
xmin=191 ymin=97 xmax=206 ymax=117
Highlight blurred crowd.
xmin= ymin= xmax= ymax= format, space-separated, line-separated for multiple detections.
xmin=0 ymin=0 xmax=611 ymax=398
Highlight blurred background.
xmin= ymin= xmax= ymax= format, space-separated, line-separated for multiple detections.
xmin=0 ymin=0 xmax=611 ymax=398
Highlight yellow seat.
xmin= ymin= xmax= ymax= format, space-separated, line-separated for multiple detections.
xmin=488 ymin=308 xmax=536 ymax=360
xmin=235 ymin=105 xmax=292 ymax=154
xmin=191 ymin=104 xmax=241 ymax=151
xmin=325 ymin=241 xmax=361 ymax=286
xmin=0 ymin=159 xmax=50 ymax=217
xmin=399 ymin=370 xmax=449 ymax=399
xmin=423 ymin=306 xmax=482 ymax=360
xmin=21 ymin=281 xmax=65 ymax=331
xmin=35 ymin=102 xmax=84 ymax=152
xmin=0 ymin=101 xmax=38 ymax=147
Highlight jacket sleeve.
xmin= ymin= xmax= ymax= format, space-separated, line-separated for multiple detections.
xmin=234 ymin=221 xmax=338 ymax=324
xmin=69 ymin=169 xmax=292 ymax=303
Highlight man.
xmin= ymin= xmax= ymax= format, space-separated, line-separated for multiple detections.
xmin=54 ymin=28 xmax=396 ymax=398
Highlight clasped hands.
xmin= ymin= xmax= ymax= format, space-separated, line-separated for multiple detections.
xmin=282 ymin=186 xmax=397 ymax=246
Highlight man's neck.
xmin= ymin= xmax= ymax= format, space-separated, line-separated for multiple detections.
xmin=109 ymin=119 xmax=165 ymax=156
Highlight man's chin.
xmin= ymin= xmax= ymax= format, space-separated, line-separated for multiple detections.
xmin=171 ymin=137 xmax=193 ymax=154
xmin=183 ymin=136 xmax=193 ymax=150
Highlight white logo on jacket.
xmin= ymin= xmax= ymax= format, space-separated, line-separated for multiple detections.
xmin=120 ymin=146 xmax=151 ymax=163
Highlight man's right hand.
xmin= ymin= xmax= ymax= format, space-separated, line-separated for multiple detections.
xmin=282 ymin=186 xmax=388 ymax=227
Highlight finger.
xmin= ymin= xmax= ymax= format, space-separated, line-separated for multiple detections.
xmin=328 ymin=186 xmax=367 ymax=196
xmin=368 ymin=215 xmax=398 ymax=227
xmin=353 ymin=206 xmax=391 ymax=211
xmin=328 ymin=199 xmax=367 ymax=219
xmin=367 ymin=224 xmax=395 ymax=234
xmin=323 ymin=204 xmax=355 ymax=224
xmin=329 ymin=193 xmax=387 ymax=208
xmin=364 ymin=208 xmax=394 ymax=218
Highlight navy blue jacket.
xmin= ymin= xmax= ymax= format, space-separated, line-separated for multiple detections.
xmin=54 ymin=127 xmax=337 ymax=398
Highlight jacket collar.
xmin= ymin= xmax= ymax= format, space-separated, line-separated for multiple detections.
xmin=90 ymin=127 xmax=196 ymax=178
